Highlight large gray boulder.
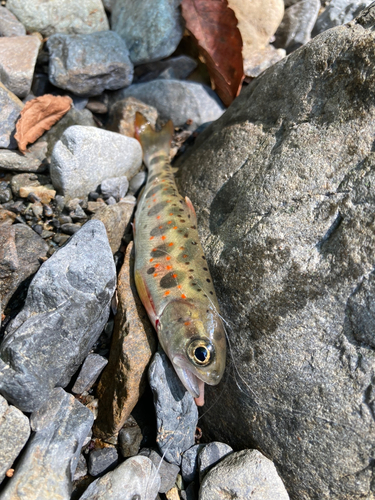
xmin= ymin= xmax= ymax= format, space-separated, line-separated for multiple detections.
xmin=176 ymin=5 xmax=375 ymax=500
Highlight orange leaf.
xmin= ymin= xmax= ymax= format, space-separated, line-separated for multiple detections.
xmin=15 ymin=94 xmax=72 ymax=154
xmin=181 ymin=0 xmax=244 ymax=107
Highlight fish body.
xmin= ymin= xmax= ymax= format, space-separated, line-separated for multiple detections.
xmin=133 ymin=113 xmax=226 ymax=405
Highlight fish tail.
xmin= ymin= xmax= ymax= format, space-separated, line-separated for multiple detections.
xmin=134 ymin=112 xmax=174 ymax=168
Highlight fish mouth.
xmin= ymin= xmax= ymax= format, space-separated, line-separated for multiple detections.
xmin=173 ymin=363 xmax=205 ymax=406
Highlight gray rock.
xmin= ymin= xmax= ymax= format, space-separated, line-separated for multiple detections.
xmin=79 ymin=455 xmax=160 ymax=500
xmin=72 ymin=353 xmax=108 ymax=394
xmin=10 ymin=172 xmax=50 ymax=197
xmin=0 ymin=144 xmax=47 ymax=173
xmin=73 ymin=453 xmax=88 ymax=481
xmin=148 ymin=350 xmax=198 ymax=465
xmin=100 ymin=176 xmax=129 ymax=201
xmin=198 ymin=442 xmax=233 ymax=482
xmin=0 ymin=81 xmax=23 ymax=149
xmin=181 ymin=444 xmax=205 ymax=484
xmin=128 ymin=171 xmax=146 ymax=195
xmin=112 ymin=80 xmax=225 ymax=129
xmin=88 ymin=447 xmax=119 ymax=477
xmin=111 ymin=0 xmax=184 ymax=65
xmin=182 ymin=482 xmax=197 ymax=500
xmin=0 ymin=388 xmax=94 ymax=500
xmin=50 ymin=125 xmax=142 ymax=199
xmin=118 ymin=416 xmax=143 ymax=458
xmin=313 ymin=0 xmax=373 ymax=35
xmin=134 ymin=55 xmax=198 ymax=83
xmin=0 ymin=220 xmax=116 ymax=412
xmin=60 ymin=222 xmax=82 ymax=235
xmin=175 ymin=5 xmax=375 ymax=499
xmin=0 ymin=182 xmax=12 ymax=203
xmin=199 ymin=450 xmax=289 ymax=500
xmin=0 ymin=6 xmax=26 ymax=37
xmin=0 ymin=394 xmax=30 ymax=483
xmin=47 ymin=31 xmax=133 ymax=97
xmin=6 ymin=0 xmax=109 ymax=37
xmin=139 ymin=448 xmax=180 ymax=494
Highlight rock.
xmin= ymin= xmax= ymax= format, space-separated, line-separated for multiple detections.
xmin=199 ymin=450 xmax=289 ymax=500
xmin=118 ymin=416 xmax=143 ymax=458
xmin=0 ymin=209 xmax=16 ymax=226
xmin=0 ymin=224 xmax=48 ymax=311
xmin=0 ymin=35 xmax=41 ymax=98
xmin=243 ymin=45 xmax=286 ymax=79
xmin=60 ymin=222 xmax=82 ymax=235
xmin=111 ymin=0 xmax=184 ymax=65
xmin=166 ymin=487 xmax=180 ymax=500
xmin=134 ymin=55 xmax=198 ymax=83
xmin=92 ymin=196 xmax=136 ymax=254
xmin=100 ymin=176 xmax=129 ymax=201
xmin=73 ymin=453 xmax=88 ymax=481
xmin=86 ymin=98 xmax=108 ymax=114
xmin=0 ymin=6 xmax=26 ymax=37
xmin=6 ymin=0 xmax=109 ymax=37
xmin=47 ymin=31 xmax=133 ymax=97
xmin=198 ymin=442 xmax=233 ymax=482
xmin=86 ymin=200 xmax=106 ymax=214
xmin=175 ymin=6 xmax=375 ymax=498
xmin=313 ymin=0 xmax=373 ymax=35
xmin=181 ymin=444 xmax=205 ymax=484
xmin=129 ymin=171 xmax=147 ymax=195
xmin=0 ymin=183 xmax=12 ymax=204
xmin=88 ymin=447 xmax=119 ymax=477
xmin=79 ymin=455 xmax=160 ymax=500
xmin=0 ymin=388 xmax=94 ymax=500
xmin=0 ymin=81 xmax=23 ymax=149
xmin=94 ymin=242 xmax=156 ymax=441
xmin=112 ymin=80 xmax=224 ymax=129
xmin=19 ymin=184 xmax=56 ymax=204
xmin=139 ymin=448 xmax=180 ymax=494
xmin=0 ymin=220 xmax=116 ymax=412
xmin=107 ymin=96 xmax=158 ymax=138
xmin=50 ymin=126 xmax=142 ymax=199
xmin=72 ymin=353 xmax=108 ymax=394
xmin=148 ymin=350 xmax=198 ymax=466
xmin=0 ymin=144 xmax=47 ymax=173
xmin=0 ymin=394 xmax=30 ymax=484
xmin=10 ymin=172 xmax=49 ymax=197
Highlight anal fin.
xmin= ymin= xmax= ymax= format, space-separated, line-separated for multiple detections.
xmin=185 ymin=196 xmax=197 ymax=225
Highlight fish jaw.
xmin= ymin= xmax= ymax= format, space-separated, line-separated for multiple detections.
xmin=173 ymin=361 xmax=205 ymax=406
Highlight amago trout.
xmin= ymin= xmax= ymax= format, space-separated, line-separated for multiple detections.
xmin=133 ymin=113 xmax=226 ymax=406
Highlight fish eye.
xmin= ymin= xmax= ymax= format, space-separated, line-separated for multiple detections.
xmin=187 ymin=340 xmax=213 ymax=366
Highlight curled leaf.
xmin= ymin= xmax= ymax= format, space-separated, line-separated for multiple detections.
xmin=15 ymin=94 xmax=72 ymax=154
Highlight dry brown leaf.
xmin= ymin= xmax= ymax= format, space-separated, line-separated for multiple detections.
xmin=181 ymin=0 xmax=244 ymax=107
xmin=15 ymin=94 xmax=72 ymax=154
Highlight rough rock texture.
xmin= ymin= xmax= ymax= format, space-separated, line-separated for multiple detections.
xmin=112 ymin=80 xmax=224 ymax=129
xmin=6 ymin=0 xmax=109 ymax=37
xmin=313 ymin=0 xmax=373 ymax=35
xmin=107 ymin=96 xmax=158 ymax=138
xmin=0 ymin=388 xmax=94 ymax=500
xmin=0 ymin=6 xmax=26 ymax=37
xmin=0 ymin=81 xmax=23 ymax=149
xmin=50 ymin=126 xmax=142 ymax=199
xmin=118 ymin=415 xmax=143 ymax=458
xmin=47 ymin=31 xmax=133 ymax=97
xmin=0 ymin=394 xmax=30 ymax=483
xmin=0 ymin=142 xmax=47 ymax=173
xmin=94 ymin=242 xmax=156 ymax=441
xmin=176 ymin=6 xmax=375 ymax=499
xmin=88 ymin=447 xmax=119 ymax=477
xmin=181 ymin=444 xmax=205 ymax=484
xmin=198 ymin=442 xmax=233 ymax=482
xmin=111 ymin=0 xmax=184 ymax=65
xmin=72 ymin=353 xmax=108 ymax=394
xmin=134 ymin=55 xmax=197 ymax=83
xmin=140 ymin=448 xmax=180 ymax=494
xmin=0 ymin=220 xmax=116 ymax=412
xmin=148 ymin=350 xmax=198 ymax=466
xmin=199 ymin=450 xmax=289 ymax=500
xmin=100 ymin=176 xmax=129 ymax=201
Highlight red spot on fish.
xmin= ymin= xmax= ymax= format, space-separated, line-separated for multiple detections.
xmin=150 ymin=258 xmax=154 ymax=262
xmin=150 ymin=236 xmax=154 ymax=240
xmin=166 ymin=256 xmax=171 ymax=261
xmin=162 ymin=236 xmax=166 ymax=240
xmin=169 ymin=243 xmax=174 ymax=247
xmin=159 ymin=226 xmax=163 ymax=229
xmin=162 ymin=180 xmax=166 ymax=182
xmin=184 ymin=321 xmax=191 ymax=326
xmin=166 ymin=265 xmax=172 ymax=270
xmin=181 ymin=294 xmax=187 ymax=299
xmin=168 ymin=221 xmax=172 ymax=224
xmin=178 ymin=285 xmax=182 ymax=290
xmin=183 ymin=254 xmax=188 ymax=258
xmin=164 ymin=290 xmax=170 ymax=296
xmin=173 ymin=226 xmax=177 ymax=230
xmin=172 ymin=274 xmax=177 ymax=278
xmin=153 ymin=273 xmax=158 ymax=277
xmin=153 ymin=199 xmax=156 ymax=202
xmin=152 ymin=248 xmax=157 ymax=252
xmin=179 ymin=246 xmax=184 ymax=250
xmin=154 ymin=263 xmax=160 ymax=267
xmin=169 ymin=213 xmax=173 ymax=216
xmin=157 ymin=215 xmax=161 ymax=220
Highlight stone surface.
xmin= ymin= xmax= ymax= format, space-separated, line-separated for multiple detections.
xmin=73 ymin=453 xmax=87 ymax=481
xmin=0 ymin=6 xmax=26 ymax=37
xmin=19 ymin=184 xmax=56 ymax=204
xmin=50 ymin=126 xmax=142 ymax=199
xmin=112 ymin=80 xmax=224 ymax=129
xmin=313 ymin=0 xmax=373 ymax=35
xmin=10 ymin=172 xmax=50 ymax=197
xmin=0 ymin=224 xmax=48 ymax=311
xmin=111 ymin=0 xmax=184 ymax=65
xmin=243 ymin=45 xmax=286 ymax=79
xmin=100 ymin=176 xmax=129 ymax=201
xmin=0 ymin=394 xmax=30 ymax=483
xmin=134 ymin=55 xmax=198 ymax=83
xmin=0 ymin=143 xmax=47 ymax=173
xmin=79 ymin=455 xmax=160 ymax=500
xmin=0 ymin=81 xmax=23 ymax=149
xmin=107 ymin=96 xmax=158 ymax=138
xmin=129 ymin=171 xmax=147 ymax=195
xmin=6 ymin=0 xmax=109 ymax=37
xmin=0 ymin=388 xmax=94 ymax=500
xmin=198 ymin=442 xmax=233 ymax=482
xmin=0 ymin=183 xmax=12 ymax=204
xmin=47 ymin=31 xmax=133 ymax=97
xmin=94 ymin=242 xmax=156 ymax=441
xmin=181 ymin=444 xmax=205 ymax=484
xmin=0 ymin=220 xmax=116 ymax=412
xmin=88 ymin=447 xmax=119 ymax=477
xmin=72 ymin=353 xmax=108 ymax=394
xmin=199 ymin=450 xmax=289 ymax=500
xmin=175 ymin=6 xmax=375 ymax=499
xmin=118 ymin=416 xmax=143 ymax=458
xmin=148 ymin=350 xmax=198 ymax=466
xmin=140 ymin=448 xmax=180 ymax=494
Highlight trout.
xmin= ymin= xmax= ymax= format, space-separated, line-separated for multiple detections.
xmin=133 ymin=113 xmax=226 ymax=406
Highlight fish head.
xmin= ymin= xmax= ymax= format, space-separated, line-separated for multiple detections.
xmin=158 ymin=300 xmax=227 ymax=405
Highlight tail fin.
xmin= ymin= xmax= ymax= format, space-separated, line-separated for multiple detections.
xmin=134 ymin=112 xmax=174 ymax=168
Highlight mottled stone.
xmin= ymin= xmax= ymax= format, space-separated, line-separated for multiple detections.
xmin=0 ymin=6 xmax=26 ymax=37
xmin=73 ymin=453 xmax=88 ymax=482
xmin=128 ymin=171 xmax=147 ymax=195
xmin=118 ymin=416 xmax=143 ymax=458
xmin=94 ymin=242 xmax=157 ymax=441
xmin=0 ymin=209 xmax=16 ymax=226
xmin=134 ymin=55 xmax=198 ymax=83
xmin=0 ymin=183 xmax=12 ymax=204
xmin=88 ymin=447 xmax=118 ymax=477
xmin=313 ymin=0 xmax=373 ymax=35
xmin=107 ymin=96 xmax=158 ymax=138
xmin=0 ymin=220 xmax=116 ymax=412
xmin=181 ymin=444 xmax=205 ymax=484
xmin=10 ymin=173 xmax=49 ymax=197
xmin=19 ymin=184 xmax=56 ymax=204
xmin=0 ymin=388 xmax=94 ymax=500
xmin=100 ymin=176 xmax=129 ymax=201
xmin=0 ymin=81 xmax=23 ymax=149
xmin=47 ymin=31 xmax=133 ymax=97
xmin=86 ymin=200 xmax=106 ymax=214
xmin=0 ymin=143 xmax=47 ymax=173
xmin=139 ymin=448 xmax=180 ymax=494
xmin=198 ymin=442 xmax=233 ymax=481
xmin=60 ymin=222 xmax=81 ymax=235
xmin=243 ymin=45 xmax=286 ymax=78
xmin=72 ymin=354 xmax=108 ymax=394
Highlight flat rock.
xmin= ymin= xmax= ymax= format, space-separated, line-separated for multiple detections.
xmin=72 ymin=353 xmax=108 ymax=394
xmin=47 ymin=31 xmax=133 ymax=97
xmin=6 ymin=0 xmax=109 ymax=37
xmin=79 ymin=455 xmax=160 ymax=500
xmin=10 ymin=172 xmax=50 ymax=197
xmin=94 ymin=242 xmax=156 ymax=441
xmin=0 ymin=388 xmax=94 ymax=500
xmin=118 ymin=416 xmax=143 ymax=458
xmin=175 ymin=6 xmax=375 ymax=499
xmin=313 ymin=0 xmax=373 ymax=35
xmin=107 ymin=96 xmax=158 ymax=138
xmin=111 ymin=0 xmax=184 ymax=65
xmin=181 ymin=444 xmax=205 ymax=484
xmin=0 ymin=143 xmax=47 ymax=173
xmin=88 ymin=447 xmax=118 ymax=477
xmin=0 ymin=35 xmax=41 ymax=98
xmin=199 ymin=450 xmax=289 ymax=500
xmin=140 ymin=448 xmax=180 ymax=494
xmin=50 ymin=126 xmax=142 ymax=199
xmin=112 ymin=80 xmax=224 ymax=129
xmin=0 ymin=81 xmax=23 ymax=149
xmin=134 ymin=55 xmax=198 ymax=83
xmin=198 ymin=442 xmax=233 ymax=482
xmin=0 ymin=6 xmax=26 ymax=37
xmin=148 ymin=350 xmax=198 ymax=466
xmin=0 ymin=394 xmax=30 ymax=484
xmin=0 ymin=220 xmax=116 ymax=412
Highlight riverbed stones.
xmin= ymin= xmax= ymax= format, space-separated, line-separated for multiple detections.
xmin=313 ymin=0 xmax=373 ymax=35
xmin=0 ymin=6 xmax=26 ymax=37
xmin=118 ymin=416 xmax=143 ymax=458
xmin=47 ymin=31 xmax=133 ymax=97
xmin=0 ymin=220 xmax=116 ymax=412
xmin=100 ymin=176 xmax=129 ymax=201
xmin=88 ymin=447 xmax=119 ymax=477
xmin=140 ymin=448 xmax=180 ymax=494
xmin=107 ymin=96 xmax=158 ymax=138
xmin=72 ymin=353 xmax=108 ymax=394
xmin=50 ymin=126 xmax=142 ymax=199
xmin=134 ymin=55 xmax=198 ymax=83
xmin=0 ymin=81 xmax=23 ymax=149
xmin=0 ymin=144 xmax=47 ymax=173
xmin=198 ymin=442 xmax=233 ymax=482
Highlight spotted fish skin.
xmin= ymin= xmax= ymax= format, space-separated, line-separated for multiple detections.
xmin=133 ymin=113 xmax=226 ymax=405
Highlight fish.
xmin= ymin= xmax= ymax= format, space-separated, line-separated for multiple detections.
xmin=133 ymin=113 xmax=226 ymax=406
